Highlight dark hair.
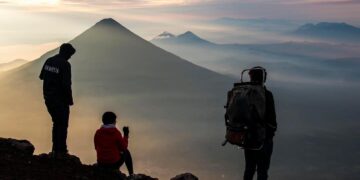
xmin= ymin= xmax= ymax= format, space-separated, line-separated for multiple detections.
xmin=249 ymin=66 xmax=265 ymax=83
xmin=102 ymin=111 xmax=117 ymax=125
xmin=59 ymin=43 xmax=76 ymax=57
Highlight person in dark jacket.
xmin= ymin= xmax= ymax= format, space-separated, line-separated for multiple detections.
xmin=243 ymin=67 xmax=277 ymax=180
xmin=39 ymin=43 xmax=76 ymax=156
xmin=94 ymin=112 xmax=134 ymax=176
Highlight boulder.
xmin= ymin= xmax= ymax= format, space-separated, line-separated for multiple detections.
xmin=129 ymin=174 xmax=159 ymax=180
xmin=0 ymin=137 xmax=35 ymax=156
xmin=171 ymin=173 xmax=199 ymax=180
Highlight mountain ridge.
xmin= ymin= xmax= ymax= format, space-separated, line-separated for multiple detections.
xmin=291 ymin=22 xmax=360 ymax=42
xmin=0 ymin=59 xmax=28 ymax=72
xmin=151 ymin=31 xmax=213 ymax=45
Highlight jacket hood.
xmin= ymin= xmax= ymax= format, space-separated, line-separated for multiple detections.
xmin=97 ymin=125 xmax=120 ymax=135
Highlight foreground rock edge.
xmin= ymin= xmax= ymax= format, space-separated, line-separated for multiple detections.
xmin=0 ymin=137 xmax=198 ymax=180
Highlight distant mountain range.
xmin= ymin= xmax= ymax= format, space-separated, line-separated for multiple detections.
xmin=151 ymin=31 xmax=213 ymax=45
xmin=0 ymin=59 xmax=27 ymax=72
xmin=211 ymin=18 xmax=360 ymax=43
xmin=152 ymin=31 xmax=360 ymax=60
xmin=154 ymin=21 xmax=360 ymax=46
xmin=291 ymin=22 xmax=360 ymax=42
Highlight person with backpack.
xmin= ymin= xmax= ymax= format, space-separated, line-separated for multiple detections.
xmin=39 ymin=43 xmax=76 ymax=157
xmin=224 ymin=66 xmax=276 ymax=180
xmin=94 ymin=111 xmax=134 ymax=176
xmin=243 ymin=67 xmax=276 ymax=180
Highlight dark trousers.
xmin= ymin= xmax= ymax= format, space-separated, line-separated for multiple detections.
xmin=244 ymin=139 xmax=273 ymax=180
xmin=45 ymin=101 xmax=70 ymax=153
xmin=99 ymin=149 xmax=134 ymax=175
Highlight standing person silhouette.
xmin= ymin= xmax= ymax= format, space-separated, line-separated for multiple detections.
xmin=243 ymin=67 xmax=277 ymax=180
xmin=39 ymin=43 xmax=76 ymax=157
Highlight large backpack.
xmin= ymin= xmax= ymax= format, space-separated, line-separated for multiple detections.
xmin=223 ymin=67 xmax=267 ymax=150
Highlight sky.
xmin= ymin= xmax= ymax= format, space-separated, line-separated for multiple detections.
xmin=0 ymin=0 xmax=360 ymax=63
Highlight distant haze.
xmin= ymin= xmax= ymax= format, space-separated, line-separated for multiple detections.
xmin=1 ymin=0 xmax=360 ymax=62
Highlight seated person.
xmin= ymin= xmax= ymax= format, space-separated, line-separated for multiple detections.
xmin=94 ymin=111 xmax=134 ymax=176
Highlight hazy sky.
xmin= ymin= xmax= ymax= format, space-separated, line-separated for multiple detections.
xmin=1 ymin=0 xmax=360 ymax=63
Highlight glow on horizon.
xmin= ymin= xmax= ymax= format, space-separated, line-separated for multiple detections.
xmin=3 ymin=0 xmax=204 ymax=7
xmin=18 ymin=0 xmax=60 ymax=6
xmin=0 ymin=42 xmax=60 ymax=63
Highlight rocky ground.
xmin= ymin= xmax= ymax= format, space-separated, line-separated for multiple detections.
xmin=0 ymin=138 xmax=198 ymax=180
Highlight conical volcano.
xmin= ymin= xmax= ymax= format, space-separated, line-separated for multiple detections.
xmin=8 ymin=18 xmax=230 ymax=95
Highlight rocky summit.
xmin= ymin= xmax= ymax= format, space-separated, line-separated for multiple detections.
xmin=0 ymin=138 xmax=198 ymax=180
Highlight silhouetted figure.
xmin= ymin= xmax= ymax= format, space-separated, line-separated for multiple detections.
xmin=39 ymin=43 xmax=76 ymax=156
xmin=243 ymin=67 xmax=277 ymax=180
xmin=94 ymin=112 xmax=134 ymax=176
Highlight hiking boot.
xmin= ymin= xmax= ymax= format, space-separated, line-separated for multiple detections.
xmin=127 ymin=174 xmax=136 ymax=180
xmin=48 ymin=151 xmax=57 ymax=158
xmin=48 ymin=151 xmax=70 ymax=159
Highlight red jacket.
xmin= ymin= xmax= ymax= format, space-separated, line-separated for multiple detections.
xmin=94 ymin=125 xmax=128 ymax=164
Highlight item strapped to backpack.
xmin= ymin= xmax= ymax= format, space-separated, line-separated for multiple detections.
xmin=223 ymin=67 xmax=267 ymax=150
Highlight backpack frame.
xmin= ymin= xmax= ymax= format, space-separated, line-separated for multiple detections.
xmin=223 ymin=67 xmax=267 ymax=150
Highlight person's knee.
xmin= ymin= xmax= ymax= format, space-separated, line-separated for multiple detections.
xmin=56 ymin=117 xmax=69 ymax=128
xmin=257 ymin=173 xmax=268 ymax=180
xmin=122 ymin=149 xmax=132 ymax=158
xmin=61 ymin=121 xmax=69 ymax=128
xmin=245 ymin=166 xmax=256 ymax=173
xmin=257 ymin=168 xmax=268 ymax=178
xmin=244 ymin=167 xmax=256 ymax=180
